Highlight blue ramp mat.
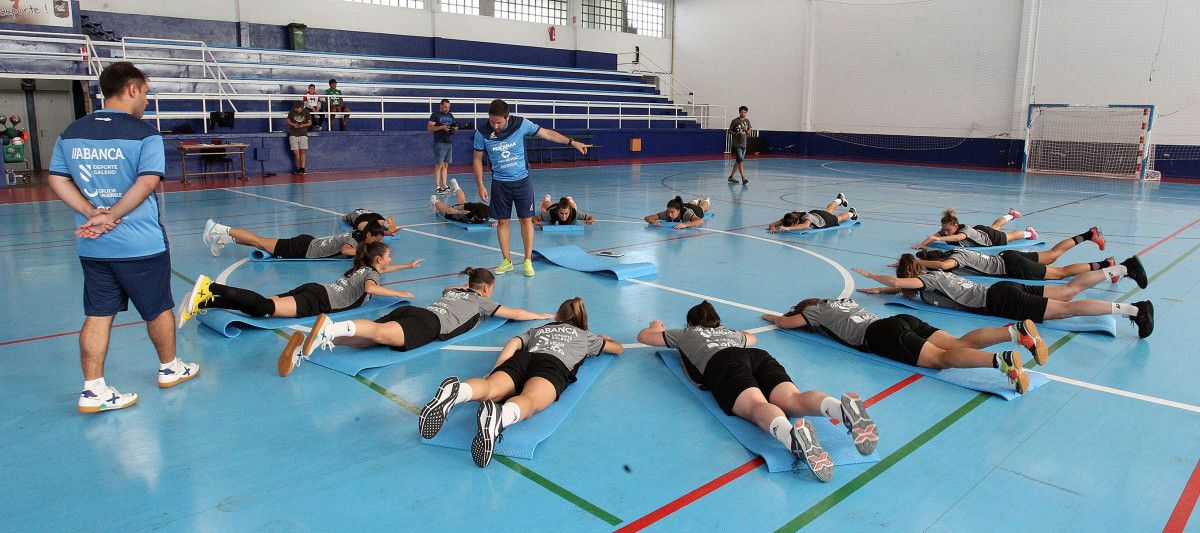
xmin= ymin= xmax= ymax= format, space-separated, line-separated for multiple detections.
xmin=774 ymin=328 xmax=1045 ymax=400
xmin=929 ymin=239 xmax=1046 ymax=253
xmin=439 ymin=215 xmax=495 ymax=232
xmin=778 ymin=218 xmax=860 ymax=235
xmin=658 ymin=350 xmax=880 ymax=474
xmin=531 ymin=245 xmax=657 ymax=280
xmin=249 ymin=249 xmax=347 ymax=262
xmin=655 ymin=212 xmax=715 ymax=228
xmin=422 ymin=355 xmax=615 ymax=459
xmin=539 ymin=223 xmax=585 ymax=233
xmin=307 ymin=316 xmax=511 ymax=376
xmin=885 ymin=296 xmax=1118 ymax=336
xmin=197 ymin=297 xmax=409 ymax=338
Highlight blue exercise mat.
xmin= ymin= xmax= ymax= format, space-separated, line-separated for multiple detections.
xmin=655 ymin=212 xmax=715 ymax=228
xmin=929 ymin=239 xmax=1047 ymax=253
xmin=531 ymin=245 xmax=658 ymax=280
xmin=884 ymin=296 xmax=1118 ymax=336
xmin=307 ymin=316 xmax=511 ymax=376
xmin=196 ymin=297 xmax=408 ymax=338
xmin=774 ymin=328 xmax=1046 ymax=400
xmin=248 ymin=249 xmax=347 ymax=262
xmin=539 ymin=223 xmax=585 ymax=233
xmin=778 ymin=218 xmax=860 ymax=235
xmin=439 ymin=215 xmax=494 ymax=232
xmin=960 ymin=274 xmax=1066 ymax=286
xmin=422 ymin=355 xmax=615 ymax=459
xmin=658 ymin=350 xmax=880 ymax=474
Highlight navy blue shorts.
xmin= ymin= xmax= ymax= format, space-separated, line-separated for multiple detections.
xmin=489 ymin=177 xmax=536 ymax=220
xmin=80 ymin=251 xmax=175 ymax=320
xmin=433 ymin=141 xmax=453 ymax=165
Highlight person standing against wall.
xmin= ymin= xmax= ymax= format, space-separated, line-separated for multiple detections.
xmin=46 ymin=61 xmax=201 ymax=414
xmin=286 ymin=100 xmax=312 ymax=174
xmin=428 ymin=98 xmax=456 ymax=192
xmin=323 ymin=79 xmax=350 ymax=131
xmin=473 ymin=99 xmax=590 ymax=277
xmin=728 ymin=106 xmax=752 ymax=184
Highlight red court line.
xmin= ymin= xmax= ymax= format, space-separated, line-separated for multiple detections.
xmin=1164 ymin=458 xmax=1200 ymax=532
xmin=617 ymin=373 xmax=926 ymax=531
xmin=1139 ymin=217 xmax=1200 ymax=256
xmin=0 ymin=320 xmax=146 ymax=347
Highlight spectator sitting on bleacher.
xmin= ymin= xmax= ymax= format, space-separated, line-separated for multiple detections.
xmin=286 ymin=100 xmax=312 ymax=174
xmin=323 ymin=79 xmax=350 ymax=131
xmin=303 ymin=84 xmax=322 ymax=131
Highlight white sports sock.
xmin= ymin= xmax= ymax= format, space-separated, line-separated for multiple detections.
xmin=499 ymin=402 xmax=521 ymax=427
xmin=329 ymin=320 xmax=356 ymax=338
xmin=453 ymin=382 xmax=474 ymax=405
xmin=1008 ymin=323 xmax=1021 ymax=343
xmin=450 ymin=178 xmax=460 ymax=192
xmin=768 ymin=416 xmax=792 ymax=447
xmin=1111 ymin=302 xmax=1138 ymax=317
xmin=834 ymin=197 xmax=845 ymax=207
xmin=1002 ymin=214 xmax=1015 ymax=223
xmin=84 ymin=377 xmax=106 ymax=391
xmin=820 ymin=396 xmax=843 ymax=421
xmin=1023 ymin=230 xmax=1035 ymax=240
xmin=159 ymin=358 xmax=180 ymax=371
xmin=1101 ymin=265 xmax=1127 ymax=280
xmin=213 ymin=223 xmax=231 ymax=236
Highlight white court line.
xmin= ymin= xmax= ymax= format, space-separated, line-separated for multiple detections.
xmin=399 ymin=227 xmax=502 ymax=253
xmin=222 ymin=187 xmax=341 ymax=215
xmin=216 ymin=257 xmax=249 ymax=284
xmin=1031 ymin=371 xmax=1200 ymax=414
xmin=626 ymin=278 xmax=781 ymax=315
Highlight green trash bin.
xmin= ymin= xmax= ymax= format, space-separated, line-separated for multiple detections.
xmin=286 ymin=23 xmax=307 ymax=51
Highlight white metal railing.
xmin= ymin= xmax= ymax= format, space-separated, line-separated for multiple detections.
xmin=618 ymin=47 xmax=697 ymax=105
xmin=140 ymin=92 xmax=723 ymax=134
xmin=120 ymin=37 xmax=238 ymax=113
xmin=0 ymin=29 xmax=104 ymax=79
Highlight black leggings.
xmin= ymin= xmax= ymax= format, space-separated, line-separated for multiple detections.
xmin=204 ymin=283 xmax=275 ymax=317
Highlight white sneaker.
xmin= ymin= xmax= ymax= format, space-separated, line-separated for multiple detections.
xmin=450 ymin=178 xmax=460 ymax=192
xmin=158 ymin=360 xmax=201 ymax=388
xmin=77 ymin=385 xmax=139 ymax=413
xmin=429 ymin=194 xmax=440 ymax=214
xmin=544 ymin=194 xmax=552 ymax=204
xmin=202 ymin=219 xmax=217 ymax=247
xmin=302 ymin=314 xmax=337 ymax=357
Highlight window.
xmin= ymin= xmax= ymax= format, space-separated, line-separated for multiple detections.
xmin=582 ymin=0 xmax=625 ymax=33
xmin=627 ymin=0 xmax=665 ymax=38
xmin=496 ymin=0 xmax=567 ymax=25
xmin=440 ymin=0 xmax=479 ymax=15
xmin=340 ymin=0 xmax=424 ymax=7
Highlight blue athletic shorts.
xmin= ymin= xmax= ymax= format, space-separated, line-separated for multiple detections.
xmin=80 ymin=251 xmax=175 ymax=320
xmin=489 ymin=177 xmax=535 ymax=220
xmin=433 ymin=141 xmax=453 ymax=165
xmin=734 ymin=146 xmax=747 ymax=162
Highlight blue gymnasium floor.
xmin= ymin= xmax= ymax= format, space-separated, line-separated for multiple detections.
xmin=2 ymin=157 xmax=1199 ymax=531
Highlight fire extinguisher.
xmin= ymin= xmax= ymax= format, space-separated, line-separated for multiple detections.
xmin=549 ymin=26 xmax=556 ymax=41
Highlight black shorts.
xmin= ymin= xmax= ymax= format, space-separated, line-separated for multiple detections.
xmin=444 ymin=213 xmax=486 ymax=225
xmin=684 ymin=203 xmax=705 ymax=219
xmin=862 ymin=314 xmax=940 ymax=366
xmin=375 ymin=306 xmax=441 ymax=351
xmin=276 ymin=282 xmax=332 ymax=317
xmin=998 ymin=250 xmax=1047 ymax=280
xmin=808 ymin=209 xmax=839 ymax=228
xmin=80 ymin=251 xmax=174 ymax=320
xmin=701 ymin=347 xmax=793 ymax=416
xmin=984 ymin=282 xmax=1047 ymax=322
xmin=969 ymin=225 xmax=1008 ymax=247
xmin=349 ymin=211 xmax=384 ymax=229
xmin=492 ymin=351 xmax=573 ymax=400
xmin=272 ymin=234 xmax=315 ymax=259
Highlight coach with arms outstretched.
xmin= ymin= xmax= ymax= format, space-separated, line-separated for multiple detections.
xmin=47 ymin=61 xmax=201 ymax=414
xmin=473 ymin=99 xmax=590 ymax=277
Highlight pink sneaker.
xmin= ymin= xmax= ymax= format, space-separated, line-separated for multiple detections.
xmin=1025 ymin=227 xmax=1037 ymax=240
xmin=1008 ymin=208 xmax=1022 ymax=219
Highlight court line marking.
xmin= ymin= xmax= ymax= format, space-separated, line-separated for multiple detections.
xmin=1030 ymin=371 xmax=1200 ymax=414
xmin=1165 ymin=459 xmax=1200 ymax=533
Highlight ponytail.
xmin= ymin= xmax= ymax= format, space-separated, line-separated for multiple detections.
xmin=352 ymin=220 xmax=386 ymax=243
xmin=555 ymin=297 xmax=588 ymax=330
xmin=460 ymin=266 xmax=496 ymax=289
xmin=896 ymin=254 xmax=923 ymax=299
xmin=914 ymin=248 xmax=953 ymax=261
xmin=940 ymin=208 xmax=959 ymax=226
xmin=685 ymin=300 xmax=721 ymax=328
xmin=784 ymin=298 xmax=824 ymax=332
xmin=345 ymin=241 xmax=389 ymax=276
xmin=667 ymin=196 xmax=684 ymax=211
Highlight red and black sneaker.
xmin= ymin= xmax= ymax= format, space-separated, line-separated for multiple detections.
xmin=1089 ymin=226 xmax=1106 ymax=251
xmin=1012 ymin=319 xmax=1048 ymax=366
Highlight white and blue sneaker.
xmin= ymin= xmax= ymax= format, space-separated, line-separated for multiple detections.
xmin=77 ymin=386 xmax=139 ymax=413
xmin=471 ymin=399 xmax=505 ymax=468
xmin=158 ymin=360 xmax=201 ymax=388
xmin=203 ymin=219 xmax=227 ymax=257
xmin=419 ymin=376 xmax=462 ymax=439
xmin=429 ymin=194 xmax=440 ymax=214
xmin=278 ymin=332 xmax=304 ymax=377
xmin=302 ymin=314 xmax=337 ymax=357
xmin=791 ymin=418 xmax=834 ymax=482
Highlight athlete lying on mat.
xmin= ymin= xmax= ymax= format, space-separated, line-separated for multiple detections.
xmin=854 ymin=253 xmax=1154 ymax=337
xmin=767 ymin=193 xmax=858 ymax=233
xmin=277 ymin=267 xmax=551 ymax=376
xmin=342 ymin=208 xmax=402 ymax=236
xmin=177 ymin=242 xmax=420 ymax=328
xmin=638 ymin=300 xmax=877 ymax=483
xmin=762 ymin=298 xmax=1043 ymax=393
xmin=418 ymin=297 xmax=623 ymax=467
xmin=644 ymin=196 xmax=711 ymax=229
xmin=911 ymin=226 xmax=1112 ymax=281
xmin=533 ymin=195 xmax=596 ymax=226
xmin=430 ymin=179 xmax=493 ymax=226
xmin=202 ymin=217 xmax=385 ymax=258
xmin=913 ymin=208 xmax=1036 ymax=250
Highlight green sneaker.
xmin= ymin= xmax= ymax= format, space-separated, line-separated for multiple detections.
xmin=523 ymin=259 xmax=535 ymax=277
xmin=495 ymin=258 xmax=514 ymax=275
xmin=727 ymin=175 xmax=738 ymax=183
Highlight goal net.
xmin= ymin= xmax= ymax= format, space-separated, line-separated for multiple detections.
xmin=1025 ymin=104 xmax=1159 ymax=180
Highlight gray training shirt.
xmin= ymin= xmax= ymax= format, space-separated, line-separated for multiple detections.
xmin=657 ymin=208 xmax=697 ymax=223
xmin=949 ymin=249 xmax=1006 ymax=276
xmin=426 ymin=287 xmax=502 ymax=337
xmin=516 ymin=322 xmax=606 ymax=372
xmin=324 ymin=267 xmax=381 ymax=311
xmin=343 ymin=209 xmax=372 ymax=226
xmin=307 ymin=232 xmax=357 ymax=258
xmin=801 ymin=211 xmax=830 ymax=229
xmin=541 ymin=209 xmax=589 ymax=225
xmin=800 ymin=298 xmax=880 ymax=348
xmin=957 ymin=226 xmax=994 ymax=247
xmin=662 ymin=326 xmax=747 ymax=376
xmin=916 ymin=271 xmax=988 ymax=311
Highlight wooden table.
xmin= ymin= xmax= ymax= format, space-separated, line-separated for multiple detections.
xmin=178 ymin=143 xmax=250 ymax=183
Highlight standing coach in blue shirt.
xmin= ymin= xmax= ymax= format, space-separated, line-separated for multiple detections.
xmin=47 ymin=62 xmax=201 ymax=414
xmin=472 ymin=99 xmax=590 ymax=277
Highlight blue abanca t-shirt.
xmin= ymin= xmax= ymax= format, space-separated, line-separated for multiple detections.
xmin=473 ymin=116 xmax=540 ymax=182
xmin=49 ymin=109 xmax=168 ymax=260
